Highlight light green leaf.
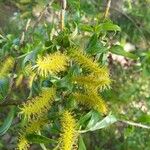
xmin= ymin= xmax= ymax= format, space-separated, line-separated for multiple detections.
xmin=71 ymin=23 xmax=78 ymax=39
xmin=80 ymin=115 xmax=117 ymax=133
xmin=80 ymin=25 xmax=93 ymax=32
xmin=109 ymin=45 xmax=138 ymax=60
xmin=22 ymin=49 xmax=39 ymax=67
xmin=86 ymin=111 xmax=101 ymax=129
xmin=78 ymin=135 xmax=86 ymax=150
xmin=97 ymin=22 xmax=121 ymax=32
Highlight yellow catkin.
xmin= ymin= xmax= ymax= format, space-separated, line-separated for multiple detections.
xmin=36 ymin=52 xmax=69 ymax=77
xmin=73 ymin=92 xmax=108 ymax=114
xmin=59 ymin=111 xmax=77 ymax=150
xmin=17 ymin=118 xmax=47 ymax=150
xmin=17 ymin=135 xmax=29 ymax=150
xmin=25 ymin=118 xmax=47 ymax=133
xmin=0 ymin=57 xmax=15 ymax=77
xmin=68 ymin=48 xmax=109 ymax=77
xmin=72 ymin=74 xmax=111 ymax=91
xmin=19 ymin=87 xmax=56 ymax=120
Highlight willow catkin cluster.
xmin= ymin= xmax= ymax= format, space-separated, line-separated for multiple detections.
xmin=0 ymin=56 xmax=15 ymax=77
xmin=19 ymin=87 xmax=56 ymax=120
xmin=18 ymin=87 xmax=55 ymax=150
xmin=17 ymin=135 xmax=30 ymax=150
xmin=72 ymin=74 xmax=111 ymax=91
xmin=68 ymin=48 xmax=109 ymax=76
xmin=59 ymin=111 xmax=77 ymax=150
xmin=25 ymin=118 xmax=47 ymax=133
xmin=17 ymin=118 xmax=47 ymax=150
xmin=73 ymin=92 xmax=108 ymax=114
xmin=68 ymin=48 xmax=110 ymax=114
xmin=36 ymin=52 xmax=69 ymax=77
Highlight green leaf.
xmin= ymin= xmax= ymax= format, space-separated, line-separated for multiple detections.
xmin=71 ymin=23 xmax=78 ymax=39
xmin=20 ymin=0 xmax=31 ymax=4
xmin=22 ymin=48 xmax=39 ymax=67
xmin=80 ymin=25 xmax=93 ymax=32
xmin=97 ymin=22 xmax=121 ymax=32
xmin=138 ymin=114 xmax=150 ymax=123
xmin=86 ymin=34 xmax=108 ymax=55
xmin=81 ymin=115 xmax=117 ymax=133
xmin=56 ymin=33 xmax=70 ymax=48
xmin=0 ymin=107 xmax=15 ymax=136
xmin=0 ymin=78 xmax=9 ymax=101
xmin=109 ymin=45 xmax=138 ymax=60
xmin=86 ymin=111 xmax=102 ymax=129
xmin=55 ymin=76 xmax=73 ymax=92
xmin=78 ymin=111 xmax=93 ymax=126
xmin=26 ymin=134 xmax=57 ymax=144
xmin=78 ymin=135 xmax=86 ymax=150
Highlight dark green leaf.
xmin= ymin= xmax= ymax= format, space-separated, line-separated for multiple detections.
xmin=86 ymin=34 xmax=108 ymax=54
xmin=0 ymin=107 xmax=15 ymax=136
xmin=0 ymin=78 xmax=9 ymax=101
xmin=26 ymin=134 xmax=57 ymax=144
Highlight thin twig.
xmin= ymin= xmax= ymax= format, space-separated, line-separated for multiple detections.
xmin=104 ymin=0 xmax=111 ymax=19
xmin=120 ymin=120 xmax=150 ymax=129
xmin=60 ymin=0 xmax=67 ymax=31
xmin=0 ymin=101 xmax=22 ymax=107
xmin=79 ymin=119 xmax=150 ymax=134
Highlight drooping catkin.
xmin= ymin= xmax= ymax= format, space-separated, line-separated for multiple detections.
xmin=59 ymin=111 xmax=77 ymax=150
xmin=72 ymin=74 xmax=111 ymax=91
xmin=0 ymin=57 xmax=15 ymax=77
xmin=68 ymin=48 xmax=109 ymax=77
xmin=17 ymin=118 xmax=47 ymax=150
xmin=25 ymin=118 xmax=47 ymax=133
xmin=19 ymin=87 xmax=56 ymax=120
xmin=17 ymin=135 xmax=29 ymax=150
xmin=73 ymin=92 xmax=108 ymax=114
xmin=36 ymin=52 xmax=69 ymax=77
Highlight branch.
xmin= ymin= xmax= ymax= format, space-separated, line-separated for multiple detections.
xmin=0 ymin=101 xmax=22 ymax=107
xmin=104 ymin=0 xmax=111 ymax=19
xmin=60 ymin=0 xmax=67 ymax=31
xmin=120 ymin=120 xmax=150 ymax=129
